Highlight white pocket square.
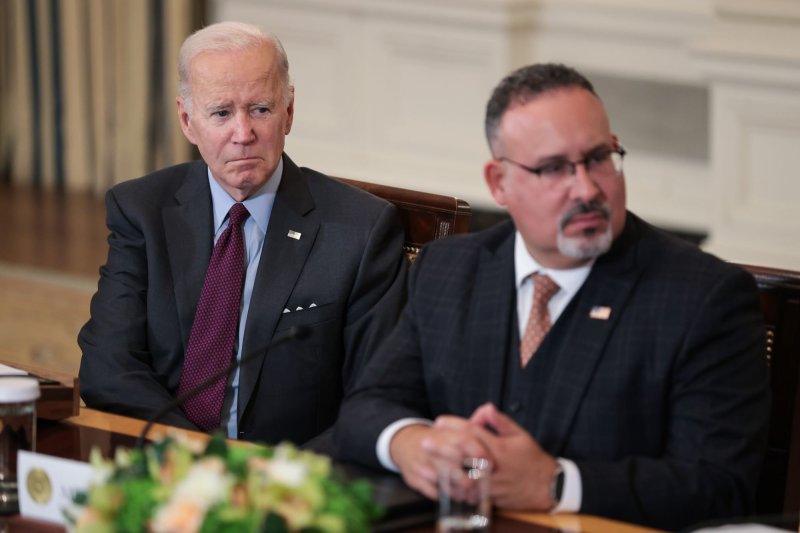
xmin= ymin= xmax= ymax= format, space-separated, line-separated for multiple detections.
xmin=284 ymin=303 xmax=319 ymax=314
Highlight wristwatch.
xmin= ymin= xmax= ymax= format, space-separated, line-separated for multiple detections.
xmin=550 ymin=463 xmax=565 ymax=506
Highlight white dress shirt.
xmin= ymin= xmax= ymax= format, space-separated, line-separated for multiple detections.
xmin=513 ymin=232 xmax=591 ymax=512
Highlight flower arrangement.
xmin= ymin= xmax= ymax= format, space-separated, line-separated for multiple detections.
xmin=67 ymin=433 xmax=382 ymax=533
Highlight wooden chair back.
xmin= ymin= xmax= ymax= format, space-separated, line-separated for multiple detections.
xmin=335 ymin=177 xmax=471 ymax=263
xmin=738 ymin=263 xmax=800 ymax=516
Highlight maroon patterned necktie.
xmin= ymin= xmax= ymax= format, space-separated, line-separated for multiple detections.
xmin=179 ymin=202 xmax=250 ymax=431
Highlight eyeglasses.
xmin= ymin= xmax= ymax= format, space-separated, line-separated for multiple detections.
xmin=497 ymin=146 xmax=626 ymax=185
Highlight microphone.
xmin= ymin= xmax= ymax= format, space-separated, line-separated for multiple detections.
xmin=136 ymin=325 xmax=311 ymax=449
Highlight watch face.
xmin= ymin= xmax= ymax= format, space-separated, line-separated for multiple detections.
xmin=555 ymin=470 xmax=565 ymax=500
xmin=551 ymin=466 xmax=565 ymax=503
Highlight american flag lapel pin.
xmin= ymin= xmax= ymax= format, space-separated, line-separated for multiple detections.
xmin=589 ymin=306 xmax=612 ymax=320
xmin=287 ymin=230 xmax=302 ymax=240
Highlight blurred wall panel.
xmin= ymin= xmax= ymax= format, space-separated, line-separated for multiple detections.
xmin=211 ymin=0 xmax=800 ymax=268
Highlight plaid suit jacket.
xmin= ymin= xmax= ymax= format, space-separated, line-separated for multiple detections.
xmin=336 ymin=212 xmax=770 ymax=531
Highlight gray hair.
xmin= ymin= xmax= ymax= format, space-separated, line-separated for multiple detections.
xmin=178 ymin=21 xmax=291 ymax=115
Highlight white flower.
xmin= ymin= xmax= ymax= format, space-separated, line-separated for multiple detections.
xmin=151 ymin=499 xmax=205 ymax=533
xmin=89 ymin=462 xmax=113 ymax=486
xmin=265 ymin=457 xmax=308 ymax=488
xmin=248 ymin=447 xmax=309 ymax=488
xmin=166 ymin=431 xmax=207 ymax=455
xmin=151 ymin=457 xmax=233 ymax=533
xmin=87 ymin=448 xmax=113 ymax=485
xmin=172 ymin=456 xmax=231 ymax=504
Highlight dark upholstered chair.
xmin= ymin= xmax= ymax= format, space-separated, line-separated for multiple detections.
xmin=738 ymin=263 xmax=800 ymax=516
xmin=335 ymin=177 xmax=471 ymax=263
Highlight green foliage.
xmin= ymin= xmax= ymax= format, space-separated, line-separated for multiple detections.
xmin=115 ymin=478 xmax=158 ymax=532
xmin=69 ymin=434 xmax=378 ymax=533
xmin=203 ymin=431 xmax=229 ymax=458
xmin=201 ymin=504 xmax=262 ymax=533
xmin=261 ymin=512 xmax=290 ymax=533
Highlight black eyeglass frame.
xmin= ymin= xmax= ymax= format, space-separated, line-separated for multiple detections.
xmin=496 ymin=146 xmax=627 ymax=180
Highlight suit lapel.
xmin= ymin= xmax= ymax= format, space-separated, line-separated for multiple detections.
xmin=535 ymin=215 xmax=645 ymax=454
xmin=238 ymin=156 xmax=319 ymax=415
xmin=464 ymin=225 xmax=516 ymax=409
xmin=163 ymin=162 xmax=214 ymax=348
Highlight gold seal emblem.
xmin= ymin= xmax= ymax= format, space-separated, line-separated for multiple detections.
xmin=26 ymin=468 xmax=52 ymax=505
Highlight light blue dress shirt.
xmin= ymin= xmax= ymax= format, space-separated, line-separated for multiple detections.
xmin=205 ymin=159 xmax=282 ymax=438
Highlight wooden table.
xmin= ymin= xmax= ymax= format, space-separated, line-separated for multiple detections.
xmin=0 ymin=408 xmax=662 ymax=533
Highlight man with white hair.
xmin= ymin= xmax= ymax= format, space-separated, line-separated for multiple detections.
xmin=79 ymin=22 xmax=406 ymax=448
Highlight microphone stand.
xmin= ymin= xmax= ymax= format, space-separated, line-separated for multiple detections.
xmin=135 ymin=325 xmax=310 ymax=449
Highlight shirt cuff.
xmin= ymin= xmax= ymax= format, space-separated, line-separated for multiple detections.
xmin=376 ymin=417 xmax=433 ymax=472
xmin=551 ymin=458 xmax=582 ymax=513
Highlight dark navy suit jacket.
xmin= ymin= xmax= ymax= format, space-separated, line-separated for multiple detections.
xmin=79 ymin=154 xmax=407 ymax=446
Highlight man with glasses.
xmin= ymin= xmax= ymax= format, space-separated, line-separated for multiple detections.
xmin=335 ymin=63 xmax=769 ymax=530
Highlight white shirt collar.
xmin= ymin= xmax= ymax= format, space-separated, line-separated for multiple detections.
xmin=514 ymin=231 xmax=593 ymax=297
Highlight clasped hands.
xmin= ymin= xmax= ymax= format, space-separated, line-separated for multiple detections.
xmin=389 ymin=402 xmax=559 ymax=511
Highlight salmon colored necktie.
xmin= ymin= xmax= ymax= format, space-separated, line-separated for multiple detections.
xmin=520 ymin=273 xmax=560 ymax=368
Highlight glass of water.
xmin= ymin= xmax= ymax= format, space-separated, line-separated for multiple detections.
xmin=437 ymin=457 xmax=492 ymax=532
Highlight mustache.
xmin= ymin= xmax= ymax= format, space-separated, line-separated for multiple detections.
xmin=559 ymin=201 xmax=611 ymax=230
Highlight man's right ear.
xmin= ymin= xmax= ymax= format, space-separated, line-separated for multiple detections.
xmin=484 ymin=159 xmax=508 ymax=208
xmin=176 ymin=97 xmax=196 ymax=145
